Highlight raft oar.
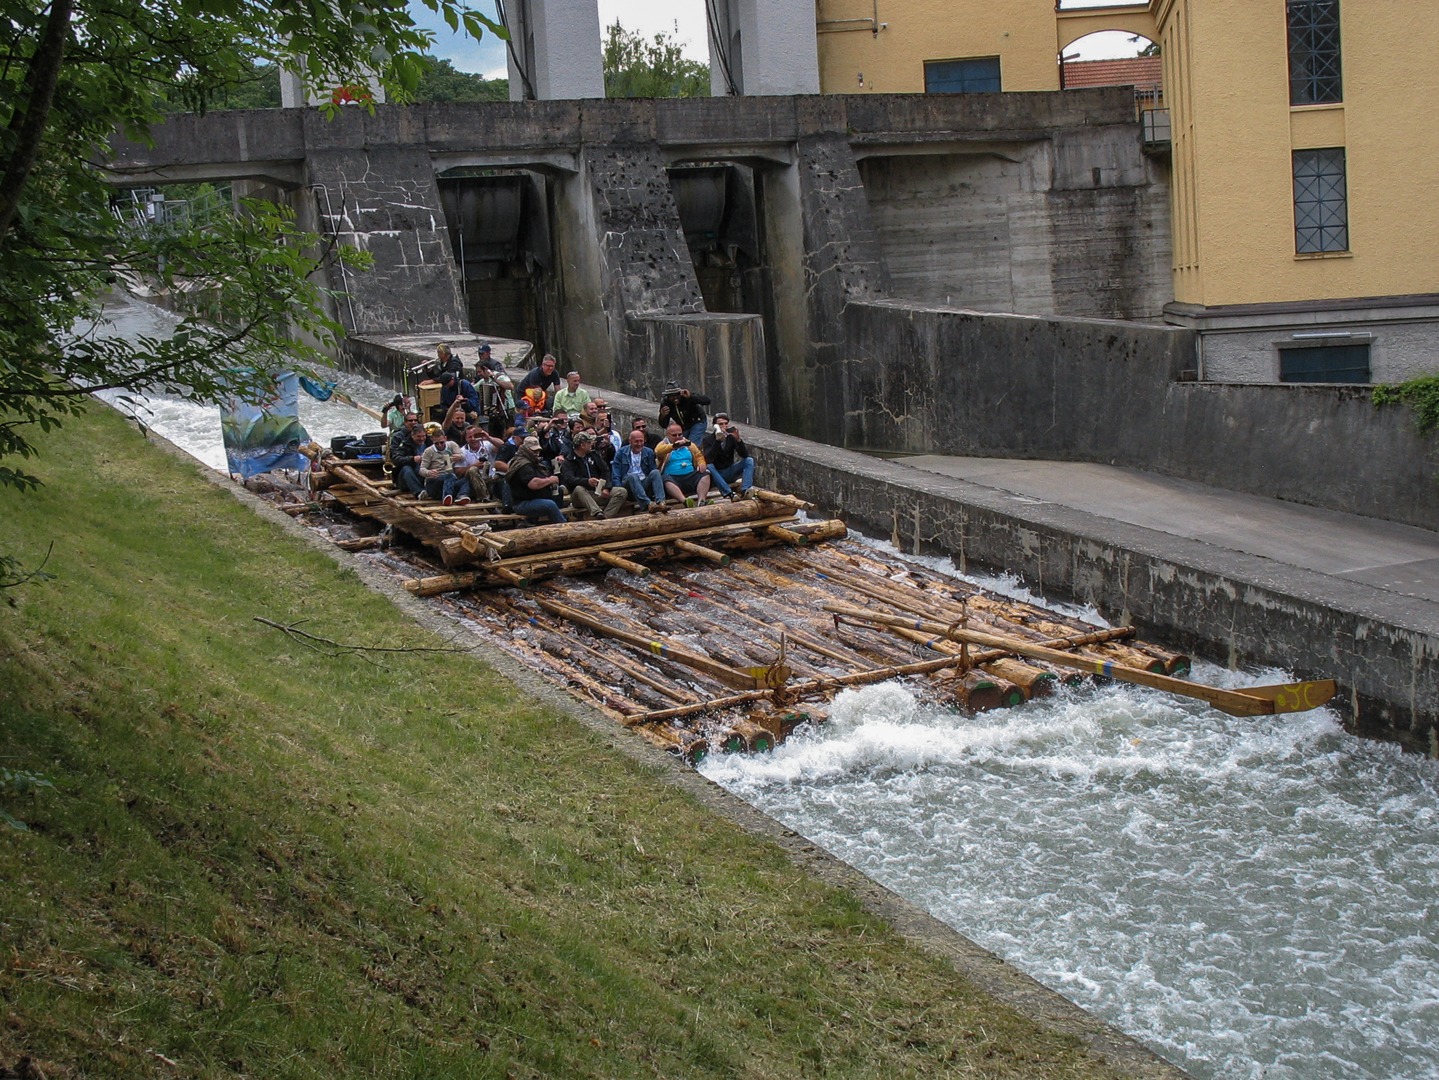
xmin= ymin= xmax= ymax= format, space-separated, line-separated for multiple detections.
xmin=535 ymin=597 xmax=792 ymax=693
xmin=821 ymin=601 xmax=1336 ymax=717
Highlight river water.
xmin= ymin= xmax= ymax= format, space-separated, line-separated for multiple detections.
xmin=96 ymin=295 xmax=1439 ymax=1080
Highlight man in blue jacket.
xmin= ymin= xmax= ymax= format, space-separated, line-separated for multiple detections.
xmin=611 ymin=428 xmax=666 ymax=511
xmin=439 ymin=370 xmax=480 ymax=418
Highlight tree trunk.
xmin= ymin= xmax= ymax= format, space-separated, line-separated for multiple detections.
xmin=0 ymin=0 xmax=74 ymax=242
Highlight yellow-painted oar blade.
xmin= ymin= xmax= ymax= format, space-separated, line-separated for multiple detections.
xmin=1228 ymin=680 xmax=1338 ymax=713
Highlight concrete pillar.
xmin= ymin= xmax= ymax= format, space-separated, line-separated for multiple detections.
xmin=707 ymin=0 xmax=820 ymax=97
xmin=279 ymin=63 xmax=386 ymax=108
xmin=503 ymin=0 xmax=605 ymax=101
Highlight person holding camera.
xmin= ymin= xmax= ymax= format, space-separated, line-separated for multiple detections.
xmin=657 ymin=381 xmax=711 ymax=443
xmin=701 ymin=412 xmax=755 ymax=499
xmin=656 ymin=422 xmax=712 ymax=507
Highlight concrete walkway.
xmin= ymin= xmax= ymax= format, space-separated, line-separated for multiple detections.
xmin=902 ymin=455 xmax=1439 ymax=605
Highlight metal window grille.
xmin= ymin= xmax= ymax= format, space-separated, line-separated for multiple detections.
xmin=924 ymin=57 xmax=1001 ymax=94
xmin=1279 ymin=343 xmax=1369 ymax=383
xmin=1287 ymin=0 xmax=1343 ymax=105
xmin=1293 ymin=147 xmax=1348 ymax=253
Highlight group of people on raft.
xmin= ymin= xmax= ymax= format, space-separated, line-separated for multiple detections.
xmin=379 ymin=345 xmax=756 ymax=525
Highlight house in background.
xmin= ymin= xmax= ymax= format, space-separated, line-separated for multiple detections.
xmin=815 ymin=0 xmax=1439 ymax=385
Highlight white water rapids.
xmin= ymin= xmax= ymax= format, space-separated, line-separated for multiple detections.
xmin=96 ymin=295 xmax=1439 ymax=1080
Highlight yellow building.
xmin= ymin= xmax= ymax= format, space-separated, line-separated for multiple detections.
xmin=817 ymin=1 xmax=1439 ymax=384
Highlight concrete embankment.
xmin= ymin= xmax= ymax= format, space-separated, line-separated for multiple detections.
xmin=595 ymin=388 xmax=1439 ymax=754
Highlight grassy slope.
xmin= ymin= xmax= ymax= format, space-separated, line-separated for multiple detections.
xmin=0 ymin=403 xmax=1126 ymax=1079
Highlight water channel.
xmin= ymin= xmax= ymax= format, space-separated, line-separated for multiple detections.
xmin=95 ymin=295 xmax=1439 ymax=1080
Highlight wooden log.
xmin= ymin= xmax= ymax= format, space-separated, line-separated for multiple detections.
xmin=791 ymin=519 xmax=848 ymax=544
xmin=752 ymin=489 xmax=815 ymax=511
xmin=822 ymin=601 xmax=1337 ymax=718
xmin=334 ymin=535 xmax=387 ymax=552
xmin=729 ymin=719 xmax=776 ymax=753
xmin=280 ymin=502 xmax=324 ymax=516
xmin=765 ymin=524 xmax=807 ymax=546
xmin=493 ymin=567 xmax=531 ymax=588
xmin=405 ymin=571 xmax=481 ymax=596
xmin=488 ymin=513 xmax=799 ymax=569
xmin=597 ymin=550 xmax=650 ymax=577
xmin=495 ymin=598 xmax=700 ymax=705
xmin=534 ymin=598 xmax=780 ymax=692
xmin=950 ymin=671 xmax=1007 ymax=712
xmin=488 ymin=498 xmax=774 ymax=559
xmin=983 ymin=658 xmax=1057 ymax=699
xmin=673 ymin=539 xmax=730 ymax=565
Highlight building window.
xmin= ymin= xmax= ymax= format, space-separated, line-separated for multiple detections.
xmin=1278 ymin=343 xmax=1370 ymax=383
xmin=1287 ymin=0 xmax=1343 ymax=105
xmin=1293 ymin=147 xmax=1348 ymax=253
xmin=924 ymin=57 xmax=1001 ymax=95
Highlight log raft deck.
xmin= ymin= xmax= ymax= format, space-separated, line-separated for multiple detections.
xmin=306 ymin=459 xmax=1339 ymax=762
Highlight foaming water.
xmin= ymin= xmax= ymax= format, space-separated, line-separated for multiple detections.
xmin=86 ymin=295 xmax=396 ymax=471
xmin=703 ymin=672 xmax=1439 ymax=1080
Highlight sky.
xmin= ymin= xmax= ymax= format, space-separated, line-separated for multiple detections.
xmin=408 ymin=1 xmax=1151 ymax=79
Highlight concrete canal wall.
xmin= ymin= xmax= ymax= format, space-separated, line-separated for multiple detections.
xmin=834 ymin=300 xmax=1439 ymax=534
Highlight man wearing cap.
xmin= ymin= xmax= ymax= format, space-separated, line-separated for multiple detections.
xmin=517 ymin=353 xmax=561 ymax=411
xmin=657 ymin=381 xmax=711 ymax=443
xmin=439 ymin=370 xmax=480 ymax=418
xmin=387 ymin=412 xmax=428 ymax=497
xmin=507 ymin=435 xmax=566 ymax=524
xmin=561 ymin=431 xmax=628 ymax=519
xmin=551 ymin=370 xmax=591 ymax=417
xmin=702 ymin=413 xmax=755 ymax=499
xmin=611 ymin=428 xmax=665 ymax=511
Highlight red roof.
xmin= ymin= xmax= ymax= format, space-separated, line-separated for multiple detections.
xmin=1061 ymin=56 xmax=1162 ymax=89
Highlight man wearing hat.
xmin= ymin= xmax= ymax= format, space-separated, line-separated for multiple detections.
xmin=506 ymin=434 xmax=566 ymax=524
xmin=701 ymin=413 xmax=755 ymax=499
xmin=657 ymin=381 xmax=711 ymax=443
xmin=560 ymin=431 xmax=628 ymax=519
xmin=475 ymin=343 xmax=515 ymax=410
xmin=438 ymin=369 xmax=480 ymax=418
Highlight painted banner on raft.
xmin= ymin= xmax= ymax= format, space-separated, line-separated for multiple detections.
xmin=220 ymin=371 xmax=310 ymax=478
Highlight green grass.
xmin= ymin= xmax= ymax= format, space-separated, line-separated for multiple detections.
xmin=0 ymin=402 xmax=1131 ymax=1079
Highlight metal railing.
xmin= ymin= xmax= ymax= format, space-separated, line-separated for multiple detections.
xmin=1141 ymin=108 xmax=1171 ymax=149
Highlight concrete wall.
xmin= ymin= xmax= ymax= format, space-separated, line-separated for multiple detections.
xmin=836 ymin=299 xmax=1439 ymax=531
xmin=858 ymin=134 xmax=1172 ymax=320
xmin=303 ymin=146 xmax=467 ymax=336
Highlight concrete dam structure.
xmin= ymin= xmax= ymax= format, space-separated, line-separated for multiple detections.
xmin=109 ymin=88 xmax=1169 ymax=438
